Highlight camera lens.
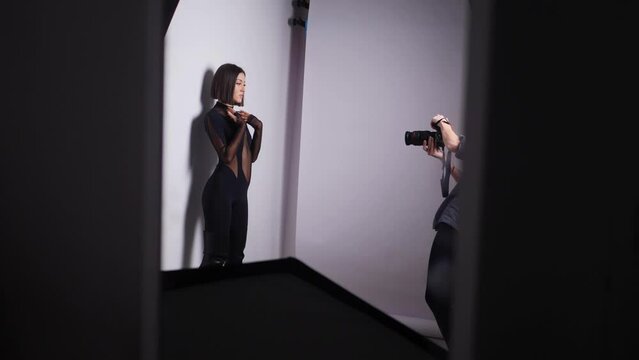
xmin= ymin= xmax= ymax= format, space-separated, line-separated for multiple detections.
xmin=404 ymin=131 xmax=412 ymax=146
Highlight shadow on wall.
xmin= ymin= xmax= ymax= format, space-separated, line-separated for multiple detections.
xmin=279 ymin=6 xmax=308 ymax=258
xmin=183 ymin=68 xmax=218 ymax=268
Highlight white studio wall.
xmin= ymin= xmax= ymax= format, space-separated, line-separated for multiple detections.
xmin=162 ymin=0 xmax=293 ymax=270
xmin=295 ymin=0 xmax=469 ymax=334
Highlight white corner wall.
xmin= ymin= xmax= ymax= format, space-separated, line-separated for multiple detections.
xmin=162 ymin=0 xmax=292 ymax=270
xmin=295 ymin=0 xmax=469 ymax=322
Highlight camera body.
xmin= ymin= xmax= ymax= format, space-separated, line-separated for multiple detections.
xmin=404 ymin=129 xmax=444 ymax=148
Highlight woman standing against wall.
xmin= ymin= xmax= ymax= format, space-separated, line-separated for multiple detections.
xmin=200 ymin=63 xmax=263 ymax=268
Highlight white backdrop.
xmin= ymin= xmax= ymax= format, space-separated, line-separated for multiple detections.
xmin=295 ymin=0 xmax=469 ymax=330
xmin=162 ymin=0 xmax=293 ymax=269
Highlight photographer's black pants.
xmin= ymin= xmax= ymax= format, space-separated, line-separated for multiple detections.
xmin=425 ymin=223 xmax=456 ymax=343
xmin=200 ymin=164 xmax=249 ymax=267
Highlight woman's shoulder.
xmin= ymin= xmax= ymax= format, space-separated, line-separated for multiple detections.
xmin=206 ymin=107 xmax=227 ymax=123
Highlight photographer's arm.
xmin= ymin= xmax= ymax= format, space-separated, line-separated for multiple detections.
xmin=451 ymin=164 xmax=462 ymax=182
xmin=439 ymin=122 xmax=461 ymax=154
xmin=431 ymin=114 xmax=463 ymax=157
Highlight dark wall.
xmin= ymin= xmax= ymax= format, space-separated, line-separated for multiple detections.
xmin=2 ymin=1 xmax=163 ymax=359
xmin=454 ymin=1 xmax=637 ymax=359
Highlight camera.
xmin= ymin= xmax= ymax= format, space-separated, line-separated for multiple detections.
xmin=404 ymin=129 xmax=444 ymax=148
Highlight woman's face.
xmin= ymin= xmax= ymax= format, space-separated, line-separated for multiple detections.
xmin=233 ymin=72 xmax=246 ymax=105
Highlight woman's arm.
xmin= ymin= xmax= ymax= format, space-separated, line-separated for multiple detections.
xmin=239 ymin=111 xmax=263 ymax=163
xmin=206 ymin=110 xmax=247 ymax=164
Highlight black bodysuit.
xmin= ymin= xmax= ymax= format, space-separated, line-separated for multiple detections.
xmin=200 ymin=102 xmax=261 ymax=267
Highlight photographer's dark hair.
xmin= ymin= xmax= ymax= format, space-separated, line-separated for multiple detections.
xmin=211 ymin=63 xmax=245 ymax=106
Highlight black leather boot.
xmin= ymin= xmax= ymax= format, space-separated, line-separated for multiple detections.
xmin=200 ymin=231 xmax=228 ymax=268
xmin=200 ymin=254 xmax=227 ymax=268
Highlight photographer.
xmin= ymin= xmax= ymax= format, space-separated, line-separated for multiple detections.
xmin=422 ymin=114 xmax=464 ymax=346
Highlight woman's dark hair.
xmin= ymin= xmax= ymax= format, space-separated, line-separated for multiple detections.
xmin=211 ymin=63 xmax=245 ymax=106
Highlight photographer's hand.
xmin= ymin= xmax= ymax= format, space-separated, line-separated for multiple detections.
xmin=431 ymin=114 xmax=460 ymax=152
xmin=431 ymin=114 xmax=449 ymax=129
xmin=423 ymin=137 xmax=443 ymax=160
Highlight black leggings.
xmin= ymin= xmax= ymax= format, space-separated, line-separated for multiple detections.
xmin=200 ymin=165 xmax=249 ymax=267
xmin=425 ymin=223 xmax=456 ymax=343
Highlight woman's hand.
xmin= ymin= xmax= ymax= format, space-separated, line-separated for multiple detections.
xmin=240 ymin=111 xmax=263 ymax=131
xmin=423 ymin=136 xmax=443 ymax=160
xmin=226 ymin=108 xmax=247 ymax=126
xmin=237 ymin=110 xmax=251 ymax=123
